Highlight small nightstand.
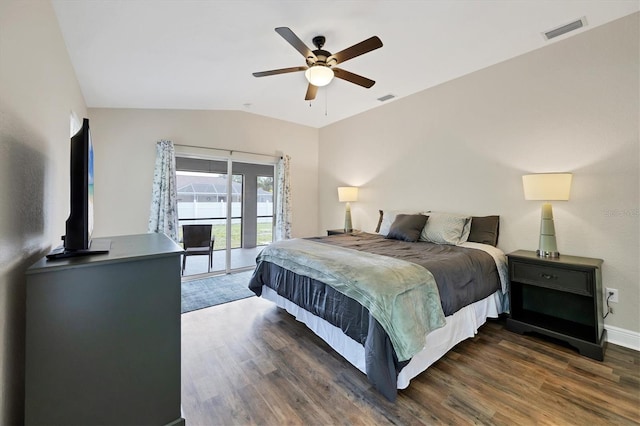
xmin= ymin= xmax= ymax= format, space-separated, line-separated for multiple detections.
xmin=327 ymin=229 xmax=359 ymax=236
xmin=506 ymin=250 xmax=606 ymax=360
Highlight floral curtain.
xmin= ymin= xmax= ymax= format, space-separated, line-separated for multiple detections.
xmin=275 ymin=154 xmax=292 ymax=240
xmin=148 ymin=140 xmax=179 ymax=242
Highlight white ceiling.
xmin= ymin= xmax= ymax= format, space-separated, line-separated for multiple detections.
xmin=52 ymin=1 xmax=639 ymax=129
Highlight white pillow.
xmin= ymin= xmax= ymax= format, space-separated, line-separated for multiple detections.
xmin=378 ymin=210 xmax=419 ymax=236
xmin=419 ymin=212 xmax=472 ymax=245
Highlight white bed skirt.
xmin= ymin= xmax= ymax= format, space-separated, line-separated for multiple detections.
xmin=261 ymin=285 xmax=504 ymax=389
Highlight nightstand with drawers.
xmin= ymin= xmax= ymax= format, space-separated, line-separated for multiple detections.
xmin=506 ymin=250 xmax=606 ymax=360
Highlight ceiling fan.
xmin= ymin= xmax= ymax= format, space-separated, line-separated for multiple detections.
xmin=253 ymin=27 xmax=383 ymax=101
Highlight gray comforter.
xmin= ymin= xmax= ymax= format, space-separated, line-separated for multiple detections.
xmin=309 ymin=233 xmax=501 ymax=316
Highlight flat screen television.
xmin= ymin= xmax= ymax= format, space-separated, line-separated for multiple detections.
xmin=47 ymin=118 xmax=109 ymax=259
xmin=64 ymin=117 xmax=94 ymax=250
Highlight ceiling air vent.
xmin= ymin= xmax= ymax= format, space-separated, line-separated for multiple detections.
xmin=377 ymin=94 xmax=395 ymax=102
xmin=543 ymin=17 xmax=587 ymax=40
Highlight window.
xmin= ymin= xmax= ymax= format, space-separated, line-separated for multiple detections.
xmin=176 ymin=170 xmax=243 ymax=250
xmin=256 ymin=175 xmax=274 ymax=245
xmin=174 ymin=152 xmax=276 ymax=275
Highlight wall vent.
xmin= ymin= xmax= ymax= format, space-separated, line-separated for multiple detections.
xmin=543 ymin=17 xmax=587 ymax=40
xmin=377 ymin=94 xmax=395 ymax=102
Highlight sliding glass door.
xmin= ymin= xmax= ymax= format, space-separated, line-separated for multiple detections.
xmin=256 ymin=175 xmax=274 ymax=245
xmin=176 ymin=155 xmax=275 ymax=276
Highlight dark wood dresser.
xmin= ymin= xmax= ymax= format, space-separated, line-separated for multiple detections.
xmin=506 ymin=250 xmax=606 ymax=360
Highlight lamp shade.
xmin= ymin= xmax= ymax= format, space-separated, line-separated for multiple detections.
xmin=337 ymin=186 xmax=358 ymax=202
xmin=522 ymin=173 xmax=572 ymax=201
xmin=305 ymin=65 xmax=334 ymax=87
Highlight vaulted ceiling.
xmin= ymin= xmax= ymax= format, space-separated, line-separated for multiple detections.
xmin=52 ymin=1 xmax=638 ymax=128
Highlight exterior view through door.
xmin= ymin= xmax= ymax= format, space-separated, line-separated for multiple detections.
xmin=176 ymin=156 xmax=274 ymax=276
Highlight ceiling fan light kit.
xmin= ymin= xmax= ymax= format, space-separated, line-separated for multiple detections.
xmin=305 ymin=66 xmax=334 ymax=87
xmin=253 ymin=27 xmax=383 ymax=101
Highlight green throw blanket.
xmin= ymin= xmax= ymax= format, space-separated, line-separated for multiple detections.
xmin=257 ymin=238 xmax=446 ymax=361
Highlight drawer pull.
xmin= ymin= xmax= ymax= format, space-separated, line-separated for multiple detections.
xmin=540 ymin=273 xmax=557 ymax=280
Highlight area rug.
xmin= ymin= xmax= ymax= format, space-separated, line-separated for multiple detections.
xmin=181 ymin=270 xmax=256 ymax=314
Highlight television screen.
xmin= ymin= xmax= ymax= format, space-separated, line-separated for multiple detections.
xmin=46 ymin=118 xmax=109 ymax=260
xmin=88 ymin=136 xmax=94 ymax=239
xmin=64 ymin=118 xmax=93 ymax=251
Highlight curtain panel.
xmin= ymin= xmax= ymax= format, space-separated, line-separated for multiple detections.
xmin=148 ymin=140 xmax=179 ymax=242
xmin=275 ymin=154 xmax=292 ymax=241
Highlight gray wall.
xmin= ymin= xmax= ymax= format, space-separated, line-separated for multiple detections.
xmin=0 ymin=1 xmax=88 ymax=423
xmin=319 ymin=13 xmax=639 ymax=339
xmin=87 ymin=108 xmax=319 ymax=240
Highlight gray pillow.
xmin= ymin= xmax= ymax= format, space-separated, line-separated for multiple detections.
xmin=419 ymin=212 xmax=471 ymax=245
xmin=468 ymin=216 xmax=500 ymax=246
xmin=386 ymin=214 xmax=429 ymax=242
xmin=377 ymin=210 xmax=419 ymax=235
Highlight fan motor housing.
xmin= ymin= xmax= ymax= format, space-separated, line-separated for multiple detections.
xmin=307 ymin=35 xmax=336 ymax=67
xmin=307 ymin=49 xmax=336 ymax=67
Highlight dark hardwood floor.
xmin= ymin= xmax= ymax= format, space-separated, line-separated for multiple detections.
xmin=181 ymin=296 xmax=640 ymax=425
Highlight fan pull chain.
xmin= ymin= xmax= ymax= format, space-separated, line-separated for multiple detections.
xmin=325 ymin=89 xmax=328 ymax=116
xmin=305 ymin=88 xmax=329 ymax=115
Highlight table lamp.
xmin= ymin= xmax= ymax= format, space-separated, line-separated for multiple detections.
xmin=522 ymin=173 xmax=572 ymax=258
xmin=337 ymin=187 xmax=358 ymax=232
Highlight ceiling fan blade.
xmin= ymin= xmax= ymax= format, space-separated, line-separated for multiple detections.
xmin=275 ymin=27 xmax=316 ymax=60
xmin=252 ymin=66 xmax=307 ymax=77
xmin=305 ymin=84 xmax=318 ymax=101
xmin=333 ymin=68 xmax=375 ymax=88
xmin=329 ymin=36 xmax=383 ymax=64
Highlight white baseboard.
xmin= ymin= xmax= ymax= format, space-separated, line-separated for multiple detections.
xmin=606 ymin=325 xmax=640 ymax=351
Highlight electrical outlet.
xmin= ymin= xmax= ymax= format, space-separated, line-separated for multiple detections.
xmin=606 ymin=288 xmax=619 ymax=303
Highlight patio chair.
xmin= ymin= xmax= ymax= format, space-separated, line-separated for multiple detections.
xmin=181 ymin=224 xmax=215 ymax=275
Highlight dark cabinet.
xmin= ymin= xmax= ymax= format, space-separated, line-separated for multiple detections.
xmin=25 ymin=233 xmax=185 ymax=425
xmin=506 ymin=250 xmax=606 ymax=360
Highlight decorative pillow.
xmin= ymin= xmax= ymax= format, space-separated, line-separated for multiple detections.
xmin=419 ymin=212 xmax=472 ymax=245
xmin=386 ymin=214 xmax=429 ymax=242
xmin=377 ymin=210 xmax=418 ymax=236
xmin=468 ymin=216 xmax=500 ymax=247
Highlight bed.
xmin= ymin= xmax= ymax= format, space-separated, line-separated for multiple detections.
xmin=248 ymin=211 xmax=508 ymax=400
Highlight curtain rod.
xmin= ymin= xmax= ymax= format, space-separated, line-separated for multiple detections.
xmin=174 ymin=143 xmax=282 ymax=159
